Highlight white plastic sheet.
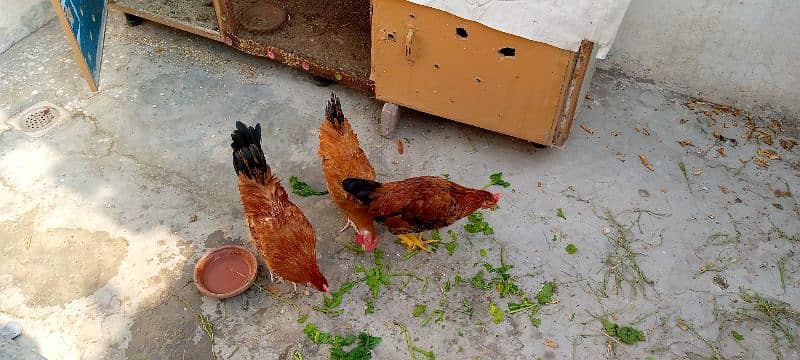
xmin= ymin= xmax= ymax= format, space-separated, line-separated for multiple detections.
xmin=405 ymin=0 xmax=632 ymax=58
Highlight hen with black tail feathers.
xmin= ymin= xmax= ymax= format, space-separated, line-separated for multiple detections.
xmin=318 ymin=93 xmax=379 ymax=252
xmin=231 ymin=121 xmax=329 ymax=293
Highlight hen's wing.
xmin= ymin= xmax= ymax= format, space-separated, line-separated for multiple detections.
xmin=367 ymin=177 xmax=460 ymax=234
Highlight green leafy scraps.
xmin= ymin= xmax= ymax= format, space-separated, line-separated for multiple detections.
xmin=412 ymin=304 xmax=427 ymax=317
xmin=444 ymin=241 xmax=458 ymax=256
xmin=489 ymin=302 xmax=504 ymax=324
xmin=508 ymin=298 xmax=541 ymax=315
xmin=440 ymin=229 xmax=458 ymax=255
xmin=470 ymin=271 xmax=492 ymax=291
xmin=298 ymin=314 xmax=308 ymax=323
xmin=314 ymin=281 xmax=358 ymax=316
xmin=483 ymin=248 xmax=521 ymax=298
xmin=485 ymin=172 xmax=511 ymax=189
xmin=357 ymin=249 xmax=422 ymax=299
xmin=290 ymin=176 xmax=328 ymax=197
xmin=536 ymin=282 xmax=557 ymax=304
xmin=420 ymin=309 xmax=444 ymax=326
xmin=601 ymin=319 xmax=645 ymax=345
xmin=464 ymin=212 xmax=494 ymax=235
xmin=342 ymin=239 xmax=366 ymax=255
xmin=556 ymin=208 xmax=566 ymax=220
xmin=565 ymin=243 xmax=578 ymax=254
xmin=460 ymin=298 xmax=474 ymax=318
xmin=364 ymin=298 xmax=375 ymax=315
xmin=303 ymin=323 xmax=381 ymax=360
xmin=731 ymin=330 xmax=744 ymax=341
xmin=529 ymin=314 xmax=542 ymax=327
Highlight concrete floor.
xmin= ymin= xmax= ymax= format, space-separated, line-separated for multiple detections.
xmin=1 ymin=15 xmax=798 ymax=360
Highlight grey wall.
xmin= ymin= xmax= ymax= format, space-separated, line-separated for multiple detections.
xmin=0 ymin=0 xmax=54 ymax=54
xmin=602 ymin=0 xmax=800 ymax=118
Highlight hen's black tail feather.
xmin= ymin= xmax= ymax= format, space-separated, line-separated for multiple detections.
xmin=231 ymin=121 xmax=269 ymax=180
xmin=342 ymin=178 xmax=382 ymax=204
xmin=325 ymin=93 xmax=345 ymax=131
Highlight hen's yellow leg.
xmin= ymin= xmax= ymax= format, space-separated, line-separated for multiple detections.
xmin=398 ymin=233 xmax=439 ymax=252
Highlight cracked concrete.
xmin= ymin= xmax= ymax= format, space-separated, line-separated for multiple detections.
xmin=1 ymin=12 xmax=799 ymax=360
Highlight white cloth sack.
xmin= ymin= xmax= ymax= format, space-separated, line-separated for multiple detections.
xmin=406 ymin=0 xmax=632 ymax=58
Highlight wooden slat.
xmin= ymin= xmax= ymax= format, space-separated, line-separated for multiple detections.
xmin=50 ymin=0 xmax=98 ymax=92
xmin=108 ymin=2 xmax=223 ymax=42
xmin=551 ymin=40 xmax=594 ymax=147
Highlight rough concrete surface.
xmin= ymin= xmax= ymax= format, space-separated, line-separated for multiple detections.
xmin=604 ymin=0 xmax=800 ymax=120
xmin=1 ymin=14 xmax=799 ymax=360
xmin=0 ymin=0 xmax=54 ymax=54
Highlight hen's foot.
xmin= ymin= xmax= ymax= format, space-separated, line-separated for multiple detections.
xmin=339 ymin=218 xmax=357 ymax=233
xmin=398 ymin=233 xmax=438 ymax=252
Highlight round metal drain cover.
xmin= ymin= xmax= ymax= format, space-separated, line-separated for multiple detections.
xmin=7 ymin=101 xmax=67 ymax=138
xmin=240 ymin=3 xmax=287 ymax=34
xmin=22 ymin=107 xmax=57 ymax=132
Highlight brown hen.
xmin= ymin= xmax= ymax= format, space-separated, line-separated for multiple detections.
xmin=231 ymin=121 xmax=329 ymax=292
xmin=342 ymin=176 xmax=500 ymax=234
xmin=318 ymin=94 xmax=379 ymax=251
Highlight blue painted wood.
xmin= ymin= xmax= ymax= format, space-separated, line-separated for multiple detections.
xmin=54 ymin=0 xmax=108 ymax=87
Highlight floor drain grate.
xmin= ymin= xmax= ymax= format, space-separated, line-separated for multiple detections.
xmin=7 ymin=101 xmax=67 ymax=137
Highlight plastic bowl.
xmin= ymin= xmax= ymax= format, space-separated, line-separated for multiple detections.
xmin=194 ymin=245 xmax=258 ymax=299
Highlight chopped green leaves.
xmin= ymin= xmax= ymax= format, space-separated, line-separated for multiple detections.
xmin=290 ymin=176 xmax=328 ymax=197
xmin=444 ymin=242 xmax=458 ymax=256
xmin=556 ymin=208 xmax=566 ymax=220
xmin=304 ymin=323 xmax=381 ymax=360
xmin=364 ymin=298 xmax=375 ymax=315
xmin=731 ymin=330 xmax=744 ymax=341
xmin=479 ymin=249 xmax=487 ymax=257
xmin=565 ymin=243 xmax=578 ymax=254
xmin=314 ymin=281 xmax=357 ymax=316
xmin=357 ymin=248 xmax=421 ymax=299
xmin=529 ymin=314 xmax=542 ymax=327
xmin=420 ymin=309 xmax=444 ymax=326
xmin=357 ymin=265 xmax=391 ymax=299
xmin=489 ymin=302 xmax=504 ymax=323
xmin=297 ymin=314 xmax=308 ymax=323
xmin=460 ymin=298 xmax=474 ymax=318
xmin=464 ymin=212 xmax=494 ymax=235
xmin=412 ymin=304 xmax=427 ymax=317
xmin=536 ymin=282 xmax=557 ymax=304
xmin=486 ymin=172 xmax=511 ymax=188
xmin=437 ymin=229 xmax=458 ymax=256
xmin=601 ymin=319 xmax=645 ymax=345
xmin=470 ymin=271 xmax=492 ymax=291
xmin=507 ymin=298 xmax=541 ymax=315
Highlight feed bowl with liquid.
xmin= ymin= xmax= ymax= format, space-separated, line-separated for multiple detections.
xmin=194 ymin=245 xmax=258 ymax=299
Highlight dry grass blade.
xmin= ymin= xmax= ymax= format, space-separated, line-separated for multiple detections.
xmin=639 ymin=154 xmax=654 ymax=171
xmin=176 ymin=296 xmax=217 ymax=359
xmin=737 ymin=291 xmax=799 ymax=346
xmin=598 ymin=209 xmax=665 ymax=298
xmin=675 ymin=318 xmax=724 ymax=360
